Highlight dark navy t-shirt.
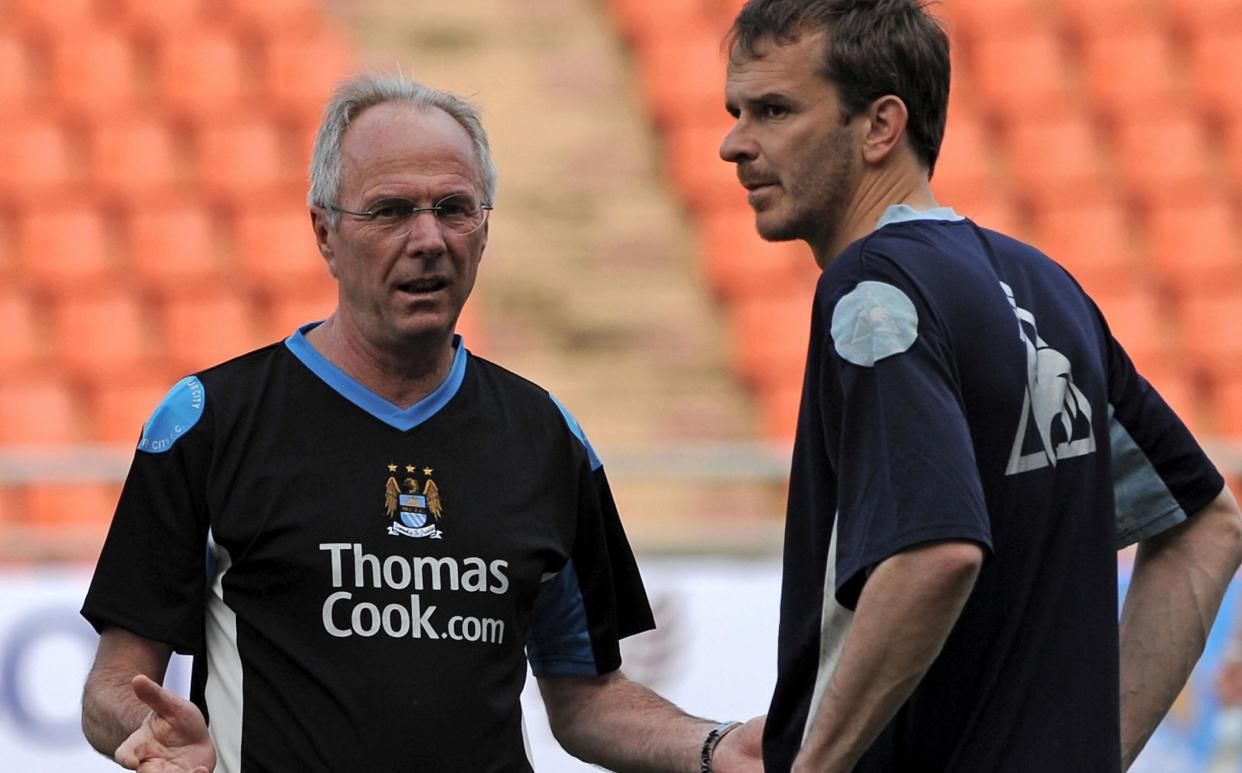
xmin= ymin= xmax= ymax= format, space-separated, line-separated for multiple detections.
xmin=764 ymin=207 xmax=1223 ymax=772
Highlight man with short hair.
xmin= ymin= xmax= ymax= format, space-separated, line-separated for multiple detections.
xmin=80 ymin=73 xmax=762 ymax=773
xmin=718 ymin=1 xmax=1242 ymax=770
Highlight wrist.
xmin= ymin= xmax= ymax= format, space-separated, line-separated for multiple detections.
xmin=700 ymin=720 xmax=743 ymax=773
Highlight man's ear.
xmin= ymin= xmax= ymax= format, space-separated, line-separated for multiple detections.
xmin=309 ymin=207 xmax=339 ymax=278
xmin=861 ymin=95 xmax=910 ymax=166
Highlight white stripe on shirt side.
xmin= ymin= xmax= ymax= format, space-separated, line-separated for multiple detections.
xmin=205 ymin=530 xmax=243 ymax=773
xmin=802 ymin=516 xmax=855 ymax=744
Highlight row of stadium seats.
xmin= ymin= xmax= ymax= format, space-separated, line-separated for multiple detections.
xmin=0 ymin=0 xmax=344 ymax=534
xmin=0 ymin=118 xmax=315 ymax=205
xmin=608 ymin=0 xmax=1242 ymax=439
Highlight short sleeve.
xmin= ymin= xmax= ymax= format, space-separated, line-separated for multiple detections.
xmin=825 ymin=263 xmax=993 ymax=609
xmin=526 ymin=400 xmax=654 ymax=677
xmin=1104 ymin=327 xmax=1223 ymax=547
xmin=81 ymin=377 xmax=213 ymax=655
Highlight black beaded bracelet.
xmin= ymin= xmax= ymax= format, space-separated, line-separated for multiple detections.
xmin=700 ymin=720 xmax=744 ymax=773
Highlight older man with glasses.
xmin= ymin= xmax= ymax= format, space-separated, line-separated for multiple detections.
xmin=78 ymin=73 xmax=762 ymax=773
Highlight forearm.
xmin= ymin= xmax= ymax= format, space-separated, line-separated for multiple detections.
xmin=539 ymin=671 xmax=715 ymax=772
xmin=1120 ymin=489 xmax=1242 ymax=769
xmin=795 ymin=541 xmax=983 ymax=773
xmin=82 ymin=667 xmax=161 ymax=756
xmin=81 ymin=628 xmax=172 ymax=757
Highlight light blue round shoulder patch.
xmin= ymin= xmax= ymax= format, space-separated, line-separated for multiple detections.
xmin=137 ymin=376 xmax=206 ymax=454
xmin=831 ymin=281 xmax=919 ymax=367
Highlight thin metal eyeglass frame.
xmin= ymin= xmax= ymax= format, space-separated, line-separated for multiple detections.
xmin=327 ymin=197 xmax=494 ymax=236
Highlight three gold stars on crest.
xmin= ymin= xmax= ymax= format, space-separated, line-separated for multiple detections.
xmin=387 ymin=463 xmax=434 ymax=475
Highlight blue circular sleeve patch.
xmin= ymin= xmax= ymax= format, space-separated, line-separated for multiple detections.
xmin=137 ymin=376 xmax=206 ymax=454
xmin=831 ymin=281 xmax=919 ymax=367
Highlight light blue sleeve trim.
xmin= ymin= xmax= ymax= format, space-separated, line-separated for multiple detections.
xmin=1111 ymin=405 xmax=1189 ymax=548
xmin=284 ymin=323 xmax=468 ymax=432
xmin=526 ymin=561 xmax=599 ymax=677
xmin=874 ymin=204 xmax=964 ymax=231
xmin=548 ymin=393 xmax=602 ymax=471
xmin=137 ymin=376 xmax=206 ymax=454
xmin=831 ymin=281 xmax=919 ymax=367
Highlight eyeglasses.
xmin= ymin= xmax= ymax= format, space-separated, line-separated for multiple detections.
xmin=329 ymin=194 xmax=493 ymax=236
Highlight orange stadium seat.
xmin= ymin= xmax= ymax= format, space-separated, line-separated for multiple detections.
xmin=1189 ymin=31 xmax=1242 ymax=121
xmin=938 ymin=0 xmax=1049 ymax=41
xmin=11 ymin=0 xmax=98 ymax=33
xmin=0 ymin=120 xmax=81 ymax=201
xmin=609 ymin=0 xmax=718 ymax=47
xmin=0 ymin=378 xmax=82 ymax=445
xmin=89 ymin=375 xmax=173 ymax=444
xmin=697 ymin=208 xmax=810 ymax=301
xmin=1080 ymin=30 xmax=1186 ymax=119
xmin=0 ymin=33 xmax=35 ymax=118
xmin=1053 ymin=0 xmax=1166 ymax=35
xmin=933 ymin=114 xmax=1000 ymax=204
xmin=1033 ymin=197 xmax=1144 ymax=297
xmin=155 ymin=28 xmax=250 ymax=120
xmin=50 ymin=29 xmax=142 ymax=118
xmin=970 ymin=30 xmax=1078 ymax=121
xmin=264 ymin=29 xmax=354 ymax=122
xmin=0 ymin=288 xmax=46 ymax=374
xmin=1167 ymin=0 xmax=1242 ymax=35
xmin=1004 ymin=115 xmax=1111 ymax=204
xmin=127 ymin=202 xmax=225 ymax=293
xmin=224 ymin=0 xmax=322 ymax=34
xmin=195 ymin=120 xmax=294 ymax=202
xmin=117 ymin=0 xmax=205 ymax=33
xmin=729 ymin=289 xmax=815 ymax=391
xmin=759 ymin=381 xmax=802 ymax=441
xmin=1113 ymin=118 xmax=1214 ymax=207
xmin=159 ymin=288 xmax=263 ymax=377
xmin=234 ymin=204 xmax=330 ymax=290
xmin=263 ymin=283 xmax=338 ymax=341
xmin=88 ymin=117 xmax=185 ymax=201
xmin=1142 ymin=369 xmax=1204 ymax=433
xmin=1213 ymin=380 xmax=1242 ymax=436
xmin=635 ymin=29 xmax=727 ymax=129
xmin=1147 ymin=195 xmax=1242 ymax=297
xmin=665 ymin=119 xmax=748 ymax=214
xmin=50 ymin=287 xmax=156 ymax=380
xmin=17 ymin=204 xmax=116 ymax=290
xmin=25 ymin=482 xmax=121 ymax=527
xmin=1178 ymin=291 xmax=1242 ymax=379
xmin=1093 ymin=288 xmax=1182 ymax=378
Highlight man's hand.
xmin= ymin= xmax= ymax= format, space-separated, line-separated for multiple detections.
xmin=114 ymin=675 xmax=216 ymax=773
xmin=712 ymin=715 xmax=765 ymax=772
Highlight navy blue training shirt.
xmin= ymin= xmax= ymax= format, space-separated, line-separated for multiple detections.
xmin=764 ymin=206 xmax=1224 ymax=771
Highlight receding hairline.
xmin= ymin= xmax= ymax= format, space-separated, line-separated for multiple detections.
xmin=337 ymin=101 xmax=488 ymax=188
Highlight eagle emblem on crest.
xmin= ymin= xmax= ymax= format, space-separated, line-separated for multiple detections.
xmin=383 ymin=464 xmax=444 ymax=539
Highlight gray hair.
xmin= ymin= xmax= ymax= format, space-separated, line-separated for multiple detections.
xmin=307 ymin=72 xmax=498 ymax=227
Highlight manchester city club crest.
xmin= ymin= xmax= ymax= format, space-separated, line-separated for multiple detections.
xmin=383 ymin=464 xmax=444 ymax=539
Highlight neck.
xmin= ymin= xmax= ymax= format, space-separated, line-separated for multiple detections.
xmin=305 ymin=315 xmax=455 ymax=409
xmin=811 ymin=167 xmax=938 ymax=267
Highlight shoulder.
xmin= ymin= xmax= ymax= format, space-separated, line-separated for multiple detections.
xmin=138 ymin=341 xmax=286 ymax=454
xmin=467 ymin=354 xmax=601 ymax=468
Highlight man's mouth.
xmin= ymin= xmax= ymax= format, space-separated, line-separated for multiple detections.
xmin=397 ymin=277 xmax=449 ymax=294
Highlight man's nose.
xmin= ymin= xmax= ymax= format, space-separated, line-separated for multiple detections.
xmin=719 ymin=121 xmax=755 ymax=163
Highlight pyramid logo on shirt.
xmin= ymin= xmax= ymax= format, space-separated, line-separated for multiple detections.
xmin=1001 ymin=282 xmax=1097 ymax=476
xmin=383 ymin=463 xmax=444 ymax=539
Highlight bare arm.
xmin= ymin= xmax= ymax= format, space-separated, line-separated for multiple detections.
xmin=82 ymin=627 xmax=173 ymax=756
xmin=1120 ymin=487 xmax=1242 ymax=769
xmin=82 ymin=627 xmax=216 ymax=772
xmin=537 ymin=671 xmax=763 ymax=772
xmin=794 ymin=540 xmax=984 ymax=773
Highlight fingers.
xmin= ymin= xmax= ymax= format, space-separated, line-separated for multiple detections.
xmin=131 ymin=674 xmax=180 ymax=719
